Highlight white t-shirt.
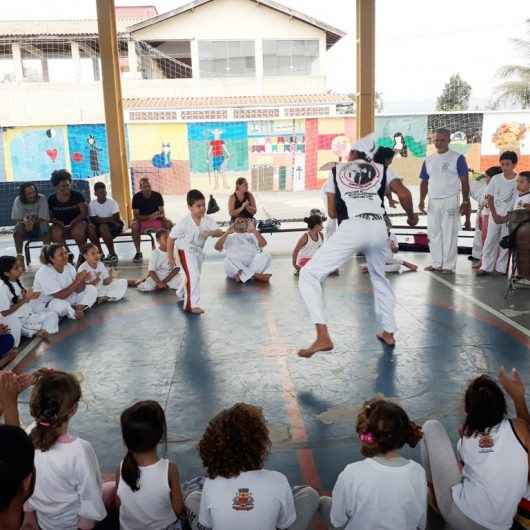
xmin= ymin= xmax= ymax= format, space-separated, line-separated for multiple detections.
xmin=330 ymin=458 xmax=427 ymax=530
xmin=199 ymin=470 xmax=296 ymax=530
xmin=148 ymin=248 xmax=173 ymax=279
xmin=77 ymin=261 xmax=110 ymax=283
xmin=33 ymin=264 xmax=77 ymax=304
xmin=88 ymin=198 xmax=119 ymax=219
xmin=28 ymin=436 xmax=106 ymax=530
xmin=170 ymin=214 xmax=218 ymax=252
xmin=512 ymin=192 xmax=530 ymax=210
xmin=0 ymin=280 xmax=31 ymax=319
xmin=117 ymin=458 xmax=177 ymax=530
xmin=420 ymin=150 xmax=468 ymax=199
xmin=484 ymin=173 xmax=518 ymax=216
xmin=224 ymin=233 xmax=260 ymax=266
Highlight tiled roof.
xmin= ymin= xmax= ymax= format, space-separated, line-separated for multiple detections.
xmin=0 ymin=19 xmax=134 ymax=38
xmin=124 ymin=94 xmax=352 ymax=110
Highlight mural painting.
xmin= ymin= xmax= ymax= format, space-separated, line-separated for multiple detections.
xmin=375 ymin=115 xmax=427 ymax=185
xmin=247 ymin=120 xmax=305 ymax=192
xmin=4 ymin=126 xmax=68 ymax=182
xmin=188 ymin=122 xmax=249 ymax=192
xmin=128 ymin=123 xmax=190 ymax=195
xmin=67 ymin=124 xmax=110 ymax=180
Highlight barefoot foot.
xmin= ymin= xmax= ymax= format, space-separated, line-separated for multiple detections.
xmin=36 ymin=330 xmax=50 ymax=342
xmin=190 ymin=307 xmax=205 ymax=315
xmin=254 ymin=273 xmax=272 ymax=283
xmin=297 ymin=339 xmax=334 ymax=358
xmin=377 ymin=331 xmax=396 ymax=347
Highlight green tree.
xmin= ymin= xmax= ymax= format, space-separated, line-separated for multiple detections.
xmin=347 ymin=92 xmax=384 ymax=113
xmin=494 ymin=19 xmax=530 ymax=109
xmin=436 ymin=73 xmax=472 ymax=111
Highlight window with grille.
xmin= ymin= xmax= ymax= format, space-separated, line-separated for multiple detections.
xmin=199 ymin=40 xmax=255 ymax=78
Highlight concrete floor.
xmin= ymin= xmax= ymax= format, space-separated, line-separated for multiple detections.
xmin=10 ymin=236 xmax=530 ymax=529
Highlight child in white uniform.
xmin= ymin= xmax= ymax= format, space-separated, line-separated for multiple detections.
xmin=292 ymin=214 xmax=324 ymax=273
xmin=362 ymin=232 xmax=418 ymax=273
xmin=0 ymin=256 xmax=58 ymax=346
xmin=24 ymin=369 xmax=107 ymax=530
xmin=215 ymin=217 xmax=272 ymax=283
xmin=78 ymin=244 xmax=128 ymax=303
xmin=117 ymin=401 xmax=185 ymax=530
xmin=489 ymin=171 xmax=530 ymax=222
xmin=167 ymin=190 xmax=223 ymax=314
xmin=33 ymin=244 xmax=97 ymax=321
xmin=478 ymin=151 xmax=519 ymax=275
xmin=319 ymin=399 xmax=427 ymax=530
xmin=136 ymin=229 xmax=182 ymax=293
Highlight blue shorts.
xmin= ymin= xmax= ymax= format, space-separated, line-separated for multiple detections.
xmin=0 ymin=333 xmax=15 ymax=359
xmin=212 ymin=155 xmax=225 ymax=171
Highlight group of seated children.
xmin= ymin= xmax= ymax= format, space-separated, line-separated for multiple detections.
xmin=1 ymin=365 xmax=530 ymax=530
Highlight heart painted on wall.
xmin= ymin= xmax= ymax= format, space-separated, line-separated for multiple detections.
xmin=46 ymin=148 xmax=58 ymax=162
xmin=72 ymin=152 xmax=83 ymax=163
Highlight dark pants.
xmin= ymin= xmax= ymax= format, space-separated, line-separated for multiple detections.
xmin=0 ymin=334 xmax=15 ymax=359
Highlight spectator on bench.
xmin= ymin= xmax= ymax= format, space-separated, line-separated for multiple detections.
xmin=131 ymin=178 xmax=172 ymax=263
xmin=87 ymin=182 xmax=124 ymax=264
xmin=11 ymin=183 xmax=50 ymax=269
xmin=48 ymin=170 xmax=94 ymax=266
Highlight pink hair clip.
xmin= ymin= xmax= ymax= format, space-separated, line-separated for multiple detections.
xmin=359 ymin=432 xmax=374 ymax=444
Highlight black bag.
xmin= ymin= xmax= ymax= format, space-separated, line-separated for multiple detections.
xmin=207 ymin=195 xmax=220 ymax=214
xmin=257 ymin=218 xmax=281 ymax=232
xmin=500 ymin=234 xmax=514 ymax=250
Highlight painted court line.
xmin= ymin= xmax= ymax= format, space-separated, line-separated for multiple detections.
xmin=6 ymin=336 xmax=43 ymax=371
xmin=429 ymin=274 xmax=530 ymax=338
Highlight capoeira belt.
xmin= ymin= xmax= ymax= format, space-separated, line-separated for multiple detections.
xmin=355 ymin=213 xmax=384 ymax=221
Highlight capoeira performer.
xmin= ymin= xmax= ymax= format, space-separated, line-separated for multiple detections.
xmin=215 ymin=217 xmax=272 ymax=283
xmin=297 ymin=135 xmax=419 ymax=357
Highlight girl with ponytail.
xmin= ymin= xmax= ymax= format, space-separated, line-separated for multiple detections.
xmin=319 ymin=398 xmax=427 ymax=530
xmin=292 ymin=214 xmax=325 ymax=274
xmin=0 ymin=255 xmax=58 ymax=347
xmin=25 ymin=369 xmax=106 ymax=530
xmin=117 ymin=400 xmax=186 ymax=529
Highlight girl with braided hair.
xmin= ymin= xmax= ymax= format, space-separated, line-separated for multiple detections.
xmin=0 ymin=256 xmax=58 ymax=347
xmin=23 ymin=369 xmax=106 ymax=530
xmin=319 ymin=398 xmax=427 ymax=530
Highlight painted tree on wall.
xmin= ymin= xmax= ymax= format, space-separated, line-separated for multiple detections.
xmin=436 ymin=74 xmax=472 ymax=112
xmin=494 ymin=19 xmax=530 ymax=109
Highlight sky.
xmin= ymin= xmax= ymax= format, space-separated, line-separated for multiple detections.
xmin=1 ymin=0 xmax=528 ymax=112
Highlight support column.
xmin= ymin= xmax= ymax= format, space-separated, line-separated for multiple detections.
xmin=12 ymin=43 xmax=23 ymax=82
xmin=127 ymin=39 xmax=139 ymax=79
xmin=191 ymin=38 xmax=200 ymax=79
xmin=356 ymin=0 xmax=375 ymax=138
xmin=96 ymin=0 xmax=132 ymax=224
xmin=70 ymin=41 xmax=81 ymax=82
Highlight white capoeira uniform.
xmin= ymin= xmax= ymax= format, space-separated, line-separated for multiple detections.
xmin=299 ymin=159 xmax=396 ymax=332
xmin=223 ymin=233 xmax=272 ymax=282
xmin=77 ymin=261 xmax=127 ymax=302
xmin=385 ymin=233 xmax=403 ymax=273
xmin=0 ymin=281 xmax=58 ymax=347
xmin=481 ymin=173 xmax=518 ymax=273
xmin=33 ymin=263 xmax=97 ymax=320
xmin=469 ymin=180 xmax=487 ymax=260
xmin=420 ymin=150 xmax=469 ymax=271
xmin=137 ymin=248 xmax=182 ymax=293
xmin=322 ymin=178 xmax=337 ymax=240
xmin=170 ymin=214 xmax=218 ymax=311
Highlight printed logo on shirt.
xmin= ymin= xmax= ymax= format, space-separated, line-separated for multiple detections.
xmin=338 ymin=162 xmax=380 ymax=191
xmin=441 ymin=162 xmax=450 ymax=172
xmin=478 ymin=434 xmax=495 ymax=453
xmin=232 ymin=488 xmax=254 ymax=511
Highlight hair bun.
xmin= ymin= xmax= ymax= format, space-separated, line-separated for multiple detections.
xmin=303 ymin=217 xmax=310 ymax=223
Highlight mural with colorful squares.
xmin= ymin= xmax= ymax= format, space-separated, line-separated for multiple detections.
xmin=1 ymin=112 xmax=529 ymax=192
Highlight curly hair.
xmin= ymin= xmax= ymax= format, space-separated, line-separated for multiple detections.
xmin=356 ymin=398 xmax=423 ymax=458
xmin=199 ymin=403 xmax=271 ymax=479
xmin=29 ymin=369 xmax=81 ymax=452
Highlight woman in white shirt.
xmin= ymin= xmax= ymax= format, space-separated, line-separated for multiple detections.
xmin=185 ymin=403 xmax=319 ymax=530
xmin=33 ymin=244 xmax=97 ymax=320
xmin=0 ymin=255 xmax=58 ymax=346
xmin=320 ymin=398 xmax=427 ymax=530
xmin=23 ymin=369 xmax=107 ymax=530
xmin=421 ymin=374 xmax=530 ymax=530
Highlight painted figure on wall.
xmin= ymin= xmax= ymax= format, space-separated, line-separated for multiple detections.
xmin=393 ymin=132 xmax=408 ymax=158
xmin=207 ymin=128 xmax=231 ymax=189
xmin=87 ymin=135 xmax=102 ymax=176
xmin=152 ymin=142 xmax=172 ymax=169
xmin=67 ymin=124 xmax=110 ymax=180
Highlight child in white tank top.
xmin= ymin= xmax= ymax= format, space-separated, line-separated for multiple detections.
xmin=117 ymin=400 xmax=186 ymax=530
xmin=292 ymin=214 xmax=324 ymax=274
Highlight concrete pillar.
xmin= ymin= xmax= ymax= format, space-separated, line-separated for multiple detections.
xmin=70 ymin=41 xmax=81 ymax=82
xmin=255 ymin=38 xmax=264 ymax=79
xmin=12 ymin=43 xmax=23 ymax=82
xmin=127 ymin=39 xmax=139 ymax=78
xmin=96 ymin=0 xmax=132 ymax=224
xmin=356 ymin=0 xmax=375 ymax=138
xmin=191 ymin=38 xmax=200 ymax=79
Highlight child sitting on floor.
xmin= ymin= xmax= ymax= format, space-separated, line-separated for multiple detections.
xmin=319 ymin=398 xmax=427 ymax=530
xmin=361 ymin=231 xmax=417 ymax=273
xmin=23 ymin=369 xmax=107 ymax=530
xmin=135 ymin=229 xmax=182 ymax=293
xmin=292 ymin=214 xmax=324 ymax=274
xmin=0 ymin=255 xmax=59 ymax=347
xmin=116 ymin=400 xmax=186 ymax=530
xmin=78 ymin=244 xmax=128 ymax=303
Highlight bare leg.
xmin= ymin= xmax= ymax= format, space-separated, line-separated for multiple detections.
xmin=297 ymin=324 xmax=334 ymax=358
xmin=98 ymin=223 xmax=116 ymax=255
xmin=13 ymin=224 xmax=26 ymax=255
xmin=71 ymin=221 xmax=88 ymax=253
xmin=87 ymin=223 xmax=103 ymax=253
xmin=131 ymin=220 xmax=141 ymax=253
xmin=402 ymin=261 xmax=418 ymax=271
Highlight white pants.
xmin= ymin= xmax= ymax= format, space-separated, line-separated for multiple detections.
xmin=46 ymin=285 xmax=98 ymax=320
xmin=224 ymin=252 xmax=272 ymax=283
xmin=427 ymin=194 xmax=460 ymax=271
xmin=299 ymin=218 xmax=396 ymax=332
xmin=177 ymin=248 xmax=204 ymax=311
xmin=137 ymin=275 xmax=182 ymax=293
xmin=481 ymin=216 xmax=509 ymax=273
xmin=326 ymin=218 xmax=337 ymax=240
xmin=7 ymin=302 xmax=60 ymax=346
xmin=471 ymin=223 xmax=482 ymax=260
xmin=97 ymin=278 xmax=128 ymax=302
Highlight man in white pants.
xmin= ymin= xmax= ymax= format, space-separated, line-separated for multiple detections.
xmin=297 ymin=138 xmax=419 ymax=357
xmin=419 ymin=128 xmax=471 ymax=273
xmin=215 ymin=218 xmax=272 ymax=283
